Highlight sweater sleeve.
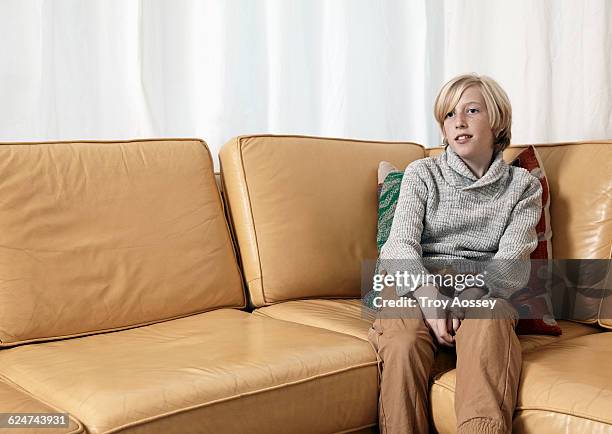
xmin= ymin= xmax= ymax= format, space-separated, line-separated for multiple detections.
xmin=378 ymin=163 xmax=432 ymax=296
xmin=483 ymin=175 xmax=543 ymax=299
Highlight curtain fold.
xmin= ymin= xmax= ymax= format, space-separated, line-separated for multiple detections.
xmin=0 ymin=0 xmax=610 ymax=164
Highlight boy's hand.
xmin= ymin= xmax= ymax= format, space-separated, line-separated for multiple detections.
xmin=425 ymin=316 xmax=455 ymax=347
xmin=415 ymin=285 xmax=455 ymax=346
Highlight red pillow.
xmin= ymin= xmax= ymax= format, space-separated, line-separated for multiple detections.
xmin=510 ymin=146 xmax=562 ymax=336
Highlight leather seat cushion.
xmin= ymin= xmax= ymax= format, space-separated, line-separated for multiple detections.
xmin=0 ymin=379 xmax=83 ymax=433
xmin=0 ymin=310 xmax=378 ymax=434
xmin=430 ymin=332 xmax=612 ymax=434
xmin=255 ymin=299 xmax=598 ymax=348
xmin=255 ymin=299 xmax=375 ymax=340
xmin=256 ymin=299 xmax=600 ymax=378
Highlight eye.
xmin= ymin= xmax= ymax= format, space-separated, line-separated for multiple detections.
xmin=445 ymin=111 xmax=455 ymax=119
xmin=467 ymin=107 xmax=480 ymax=114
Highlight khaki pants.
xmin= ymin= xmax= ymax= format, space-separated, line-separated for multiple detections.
xmin=367 ymin=300 xmax=521 ymax=434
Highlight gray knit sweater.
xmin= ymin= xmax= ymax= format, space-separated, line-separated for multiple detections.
xmin=379 ymin=146 xmax=542 ymax=299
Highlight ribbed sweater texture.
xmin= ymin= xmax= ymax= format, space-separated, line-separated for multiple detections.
xmin=379 ymin=146 xmax=542 ymax=299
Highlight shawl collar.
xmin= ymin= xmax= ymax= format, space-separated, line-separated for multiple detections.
xmin=439 ymin=146 xmax=509 ymax=197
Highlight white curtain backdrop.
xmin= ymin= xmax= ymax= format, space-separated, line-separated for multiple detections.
xmin=1 ymin=0 xmax=611 ymax=165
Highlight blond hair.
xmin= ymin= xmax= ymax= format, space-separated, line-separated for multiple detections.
xmin=434 ymin=73 xmax=512 ymax=152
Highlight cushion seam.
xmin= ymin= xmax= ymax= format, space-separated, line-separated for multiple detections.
xmin=0 ymin=306 xmax=245 ymax=348
xmin=235 ymin=134 xmax=426 ymax=149
xmin=103 ymin=362 xmax=377 ymax=434
xmin=432 ymin=379 xmax=612 ymax=425
xmin=251 ymin=310 xmax=373 ymax=342
xmin=0 ymin=138 xmax=207 ymax=146
xmin=514 ymin=406 xmax=612 ymax=426
xmin=332 ymin=422 xmax=378 ymax=434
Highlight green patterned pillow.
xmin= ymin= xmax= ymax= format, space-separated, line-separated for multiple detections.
xmin=363 ymin=162 xmax=403 ymax=309
xmin=377 ymin=163 xmax=404 ymax=252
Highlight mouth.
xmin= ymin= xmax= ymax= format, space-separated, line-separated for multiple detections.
xmin=454 ymin=134 xmax=473 ymax=142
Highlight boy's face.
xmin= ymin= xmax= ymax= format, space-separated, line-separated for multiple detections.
xmin=443 ymin=86 xmax=495 ymax=160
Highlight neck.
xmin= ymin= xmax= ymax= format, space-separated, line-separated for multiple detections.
xmin=460 ymin=150 xmax=495 ymax=178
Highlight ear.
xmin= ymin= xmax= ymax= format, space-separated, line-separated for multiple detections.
xmin=493 ymin=127 xmax=508 ymax=151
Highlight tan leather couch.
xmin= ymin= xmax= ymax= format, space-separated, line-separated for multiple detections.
xmin=0 ymin=136 xmax=610 ymax=434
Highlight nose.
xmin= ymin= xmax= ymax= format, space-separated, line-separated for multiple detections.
xmin=455 ymin=112 xmax=467 ymax=128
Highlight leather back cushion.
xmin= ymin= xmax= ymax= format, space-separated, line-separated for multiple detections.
xmin=0 ymin=139 xmax=245 ymax=346
xmin=428 ymin=142 xmax=612 ymax=260
xmin=220 ymin=135 xmax=425 ymax=306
